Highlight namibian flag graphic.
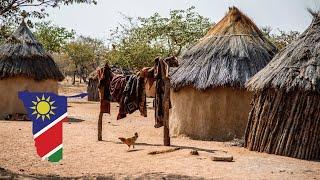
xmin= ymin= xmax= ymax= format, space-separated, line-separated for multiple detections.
xmin=19 ymin=91 xmax=67 ymax=162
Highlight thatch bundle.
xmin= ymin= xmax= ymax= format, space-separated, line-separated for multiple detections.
xmin=245 ymin=11 xmax=320 ymax=160
xmin=169 ymin=7 xmax=277 ymax=140
xmin=0 ymin=21 xmax=64 ymax=81
xmin=171 ymin=7 xmax=277 ymax=90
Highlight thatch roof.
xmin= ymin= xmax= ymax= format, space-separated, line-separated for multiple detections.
xmin=170 ymin=7 xmax=277 ymax=90
xmin=0 ymin=21 xmax=64 ymax=81
xmin=247 ymin=11 xmax=320 ymax=93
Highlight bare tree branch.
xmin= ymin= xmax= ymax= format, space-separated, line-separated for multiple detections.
xmin=0 ymin=0 xmax=19 ymax=16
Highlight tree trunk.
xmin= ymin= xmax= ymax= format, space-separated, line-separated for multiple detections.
xmin=72 ymin=71 xmax=76 ymax=85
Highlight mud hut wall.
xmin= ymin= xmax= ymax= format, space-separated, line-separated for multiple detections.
xmin=0 ymin=77 xmax=58 ymax=116
xmin=87 ymin=78 xmax=99 ymax=101
xmin=245 ymin=89 xmax=320 ymax=160
xmin=170 ymin=86 xmax=253 ymax=141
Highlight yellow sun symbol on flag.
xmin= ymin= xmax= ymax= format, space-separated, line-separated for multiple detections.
xmin=30 ymin=95 xmax=56 ymax=121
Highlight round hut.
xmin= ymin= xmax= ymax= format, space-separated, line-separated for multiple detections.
xmin=170 ymin=7 xmax=278 ymax=141
xmin=0 ymin=21 xmax=64 ymax=116
xmin=244 ymin=11 xmax=320 ymax=160
xmin=87 ymin=68 xmax=100 ymax=101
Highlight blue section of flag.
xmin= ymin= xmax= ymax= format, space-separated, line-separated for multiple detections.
xmin=18 ymin=91 xmax=67 ymax=135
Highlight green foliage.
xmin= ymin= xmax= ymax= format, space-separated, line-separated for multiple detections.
xmin=107 ymin=6 xmax=212 ymax=69
xmin=0 ymin=24 xmax=13 ymax=45
xmin=0 ymin=0 xmax=97 ymax=18
xmin=261 ymin=26 xmax=300 ymax=50
xmin=0 ymin=0 xmax=96 ymax=43
xmin=64 ymin=36 xmax=106 ymax=83
xmin=138 ymin=6 xmax=212 ymax=56
xmin=34 ymin=21 xmax=75 ymax=53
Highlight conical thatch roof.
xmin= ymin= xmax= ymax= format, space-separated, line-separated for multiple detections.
xmin=171 ymin=7 xmax=277 ymax=90
xmin=0 ymin=21 xmax=64 ymax=81
xmin=247 ymin=11 xmax=320 ymax=93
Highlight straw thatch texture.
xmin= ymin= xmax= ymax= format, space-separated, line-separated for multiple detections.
xmin=0 ymin=22 xmax=64 ymax=81
xmin=171 ymin=7 xmax=277 ymax=90
xmin=246 ymin=11 xmax=320 ymax=92
xmin=245 ymin=12 xmax=320 ymax=160
xmin=169 ymin=7 xmax=277 ymax=141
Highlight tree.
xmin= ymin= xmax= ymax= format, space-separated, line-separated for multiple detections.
xmin=34 ymin=21 xmax=75 ymax=53
xmin=0 ymin=0 xmax=97 ymax=19
xmin=107 ymin=6 xmax=212 ymax=69
xmin=0 ymin=24 xmax=13 ymax=45
xmin=261 ymin=26 xmax=300 ymax=50
xmin=138 ymin=6 xmax=212 ymax=56
xmin=0 ymin=0 xmax=96 ymax=42
xmin=64 ymin=36 xmax=106 ymax=84
xmin=53 ymin=52 xmax=75 ymax=78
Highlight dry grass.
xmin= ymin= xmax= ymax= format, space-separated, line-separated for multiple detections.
xmin=171 ymin=7 xmax=277 ymax=90
xmin=247 ymin=12 xmax=320 ymax=93
xmin=206 ymin=6 xmax=263 ymax=36
xmin=0 ymin=22 xmax=64 ymax=81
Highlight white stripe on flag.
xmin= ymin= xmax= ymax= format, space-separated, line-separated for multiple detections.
xmin=33 ymin=113 xmax=67 ymax=139
xmin=42 ymin=144 xmax=63 ymax=160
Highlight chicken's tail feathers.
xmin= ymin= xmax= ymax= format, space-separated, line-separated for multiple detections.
xmin=118 ymin=137 xmax=126 ymax=143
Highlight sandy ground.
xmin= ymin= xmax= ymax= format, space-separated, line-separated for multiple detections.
xmin=0 ymin=84 xmax=319 ymax=179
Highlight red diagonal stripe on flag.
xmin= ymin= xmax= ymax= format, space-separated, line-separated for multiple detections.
xmin=34 ymin=120 xmax=64 ymax=157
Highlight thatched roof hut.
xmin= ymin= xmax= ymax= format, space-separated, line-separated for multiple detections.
xmin=169 ymin=7 xmax=278 ymax=140
xmin=244 ymin=10 xmax=320 ymax=160
xmin=87 ymin=67 xmax=101 ymax=101
xmin=0 ymin=21 xmax=64 ymax=116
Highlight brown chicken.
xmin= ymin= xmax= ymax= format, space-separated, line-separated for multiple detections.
xmin=118 ymin=132 xmax=138 ymax=150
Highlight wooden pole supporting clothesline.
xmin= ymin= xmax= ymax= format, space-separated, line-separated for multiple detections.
xmin=98 ymin=112 xmax=103 ymax=141
xmin=162 ymin=61 xmax=171 ymax=146
xmin=97 ymin=57 xmax=177 ymax=146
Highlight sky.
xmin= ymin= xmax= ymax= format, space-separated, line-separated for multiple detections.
xmin=44 ymin=0 xmax=318 ymax=41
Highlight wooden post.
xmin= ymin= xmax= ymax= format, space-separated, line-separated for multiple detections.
xmin=163 ymin=78 xmax=170 ymax=146
xmin=163 ymin=61 xmax=171 ymax=146
xmin=98 ymin=112 xmax=103 ymax=141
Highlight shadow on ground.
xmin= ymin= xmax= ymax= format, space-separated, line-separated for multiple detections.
xmin=0 ymin=167 xmax=205 ymax=180
xmin=67 ymin=117 xmax=85 ymax=123
xmin=101 ymin=140 xmax=216 ymax=154
xmin=68 ymin=101 xmax=97 ymax=104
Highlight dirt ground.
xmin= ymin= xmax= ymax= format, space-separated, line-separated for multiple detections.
xmin=0 ymin=83 xmax=319 ymax=179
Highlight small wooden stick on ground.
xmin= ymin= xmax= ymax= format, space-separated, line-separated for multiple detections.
xmin=148 ymin=147 xmax=180 ymax=155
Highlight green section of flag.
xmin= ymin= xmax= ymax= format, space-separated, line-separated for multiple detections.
xmin=48 ymin=148 xmax=63 ymax=162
